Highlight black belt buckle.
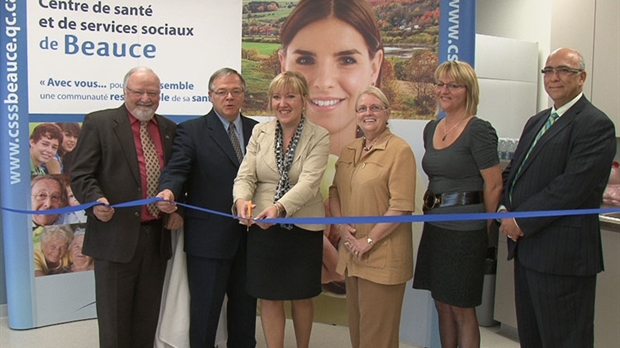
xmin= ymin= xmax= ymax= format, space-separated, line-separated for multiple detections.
xmin=423 ymin=190 xmax=440 ymax=212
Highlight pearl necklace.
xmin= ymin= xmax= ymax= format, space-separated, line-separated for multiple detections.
xmin=362 ymin=136 xmax=378 ymax=151
xmin=442 ymin=115 xmax=472 ymax=141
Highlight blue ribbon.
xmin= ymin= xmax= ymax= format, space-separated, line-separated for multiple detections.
xmin=3 ymin=197 xmax=620 ymax=224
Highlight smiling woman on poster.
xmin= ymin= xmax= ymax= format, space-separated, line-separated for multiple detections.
xmin=279 ymin=0 xmax=383 ymax=156
xmin=278 ymin=0 xmax=384 ymax=293
xmin=34 ymin=225 xmax=74 ymax=277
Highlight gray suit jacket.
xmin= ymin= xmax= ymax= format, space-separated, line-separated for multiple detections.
xmin=502 ymin=95 xmax=615 ymax=276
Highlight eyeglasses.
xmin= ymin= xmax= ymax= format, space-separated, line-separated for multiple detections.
xmin=32 ymin=191 xmax=62 ymax=203
xmin=435 ymin=82 xmax=465 ymax=91
xmin=212 ymin=89 xmax=244 ymax=98
xmin=126 ymin=87 xmax=160 ymax=98
xmin=356 ymin=104 xmax=387 ymax=114
xmin=541 ymin=66 xmax=584 ymax=77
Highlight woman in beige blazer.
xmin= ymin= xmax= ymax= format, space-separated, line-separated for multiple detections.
xmin=329 ymin=87 xmax=416 ymax=348
xmin=233 ymin=71 xmax=329 ymax=348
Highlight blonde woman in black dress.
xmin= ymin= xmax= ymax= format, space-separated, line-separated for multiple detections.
xmin=234 ymin=71 xmax=329 ymax=348
xmin=413 ymin=61 xmax=502 ymax=348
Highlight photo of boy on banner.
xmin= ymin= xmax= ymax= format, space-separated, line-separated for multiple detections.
xmin=30 ymin=123 xmax=63 ymax=175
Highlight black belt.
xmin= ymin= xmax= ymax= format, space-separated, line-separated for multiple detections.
xmin=423 ymin=190 xmax=483 ymax=212
xmin=140 ymin=219 xmax=162 ymax=227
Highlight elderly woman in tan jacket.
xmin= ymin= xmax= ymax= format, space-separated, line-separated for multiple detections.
xmin=233 ymin=71 xmax=329 ymax=348
xmin=329 ymin=86 xmax=416 ymax=348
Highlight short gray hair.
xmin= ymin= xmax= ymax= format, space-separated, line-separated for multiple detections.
xmin=208 ymin=68 xmax=246 ymax=91
xmin=123 ymin=67 xmax=160 ymax=93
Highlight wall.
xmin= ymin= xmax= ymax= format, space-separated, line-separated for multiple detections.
xmin=477 ymin=0 xmax=619 ymax=127
xmin=590 ymin=0 xmax=620 ymax=134
xmin=476 ymin=0 xmax=552 ymax=111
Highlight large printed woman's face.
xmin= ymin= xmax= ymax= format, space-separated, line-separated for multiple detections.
xmin=280 ymin=17 xmax=382 ymax=138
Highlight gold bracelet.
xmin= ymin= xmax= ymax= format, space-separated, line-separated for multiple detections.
xmin=274 ymin=202 xmax=286 ymax=217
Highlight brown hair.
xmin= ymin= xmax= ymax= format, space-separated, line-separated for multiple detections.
xmin=56 ymin=123 xmax=81 ymax=138
xmin=280 ymin=0 xmax=384 ymax=85
xmin=30 ymin=123 xmax=63 ymax=144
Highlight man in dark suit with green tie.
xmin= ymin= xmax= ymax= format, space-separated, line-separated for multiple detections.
xmin=499 ymin=48 xmax=616 ymax=348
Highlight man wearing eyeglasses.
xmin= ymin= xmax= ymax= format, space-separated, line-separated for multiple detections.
xmin=71 ymin=67 xmax=181 ymax=348
xmin=499 ymin=48 xmax=615 ymax=348
xmin=31 ymin=175 xmax=66 ymax=227
xmin=157 ymin=67 xmax=258 ymax=348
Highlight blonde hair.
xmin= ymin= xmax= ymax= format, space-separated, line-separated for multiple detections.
xmin=268 ymin=71 xmax=309 ymax=111
xmin=356 ymin=86 xmax=390 ymax=109
xmin=434 ymin=60 xmax=479 ymax=116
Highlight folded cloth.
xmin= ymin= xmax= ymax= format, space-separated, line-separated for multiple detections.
xmin=155 ymin=227 xmax=228 ymax=348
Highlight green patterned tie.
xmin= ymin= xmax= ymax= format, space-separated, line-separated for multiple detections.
xmin=510 ymin=112 xmax=559 ymax=202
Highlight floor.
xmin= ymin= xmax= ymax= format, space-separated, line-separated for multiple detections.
xmin=1 ymin=316 xmax=521 ymax=348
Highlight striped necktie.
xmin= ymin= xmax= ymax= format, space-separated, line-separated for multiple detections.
xmin=510 ymin=112 xmax=559 ymax=202
xmin=228 ymin=123 xmax=244 ymax=163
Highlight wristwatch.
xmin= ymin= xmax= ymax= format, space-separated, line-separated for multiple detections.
xmin=367 ymin=237 xmax=374 ymax=246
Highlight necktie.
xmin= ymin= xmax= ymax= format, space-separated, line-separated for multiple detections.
xmin=228 ymin=123 xmax=244 ymax=163
xmin=140 ymin=121 xmax=160 ymax=217
xmin=510 ymin=112 xmax=559 ymax=202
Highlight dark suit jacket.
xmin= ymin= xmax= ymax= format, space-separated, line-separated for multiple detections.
xmin=71 ymin=104 xmax=177 ymax=263
xmin=159 ymin=110 xmax=258 ymax=259
xmin=502 ymin=95 xmax=616 ymax=276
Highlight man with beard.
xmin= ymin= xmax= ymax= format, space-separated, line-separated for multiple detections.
xmin=71 ymin=67 xmax=182 ymax=348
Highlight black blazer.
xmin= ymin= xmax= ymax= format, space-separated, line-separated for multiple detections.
xmin=71 ymin=105 xmax=177 ymax=263
xmin=502 ymin=95 xmax=616 ymax=276
xmin=159 ymin=110 xmax=258 ymax=259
